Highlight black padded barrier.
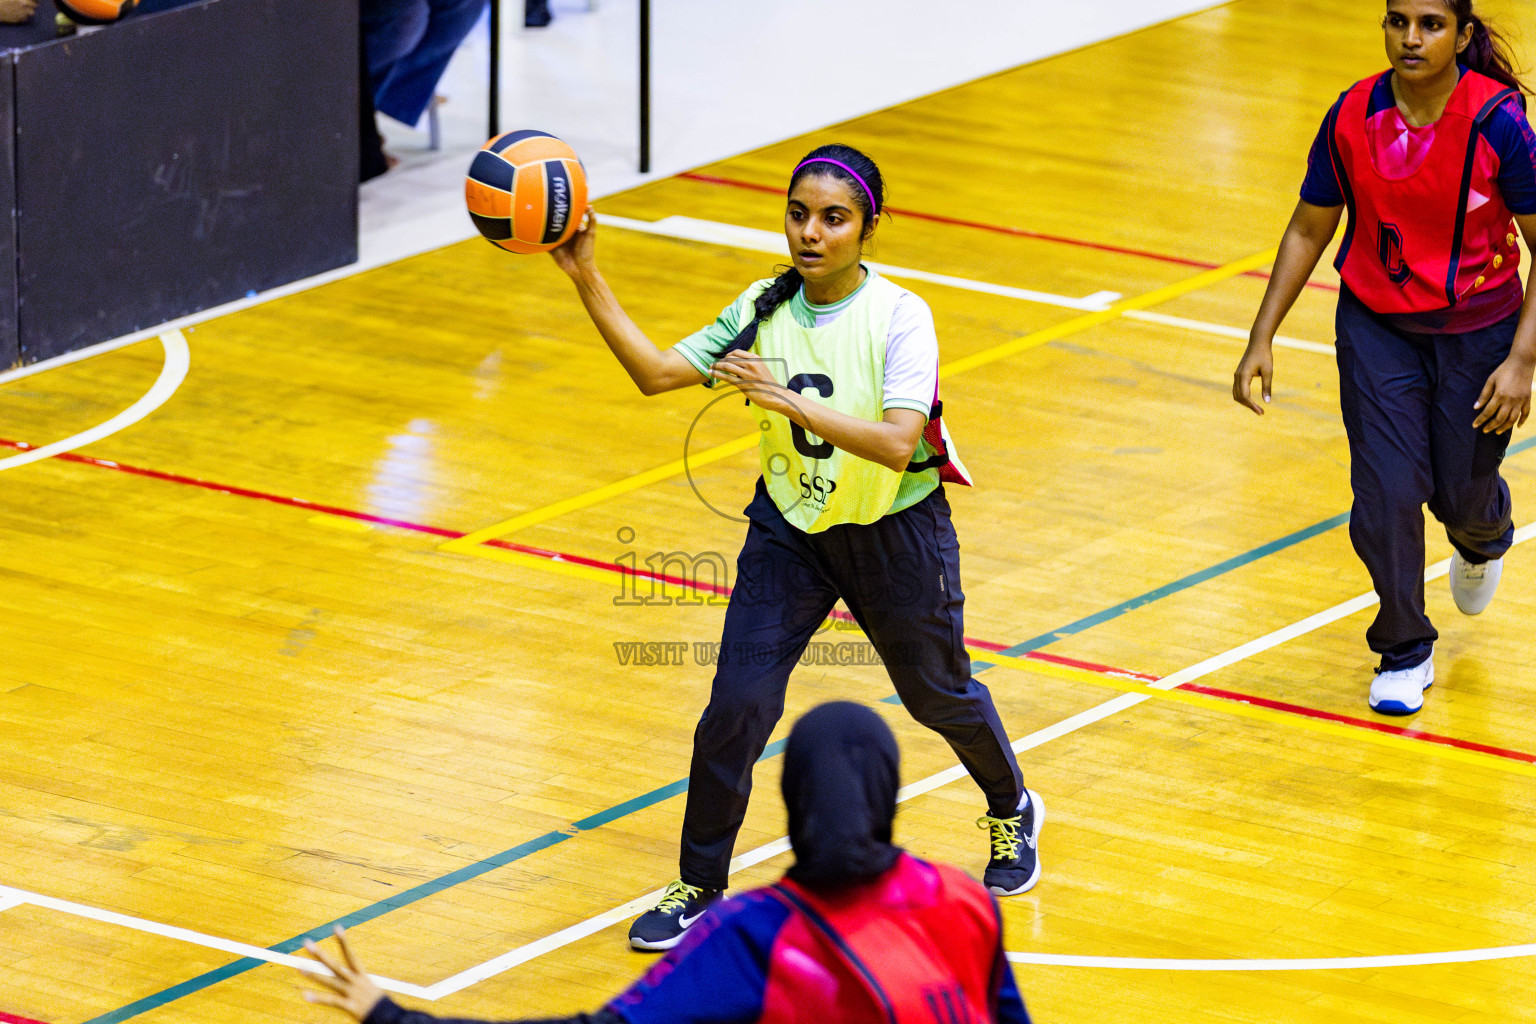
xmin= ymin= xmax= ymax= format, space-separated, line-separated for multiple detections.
xmin=11 ymin=0 xmax=358 ymax=363
xmin=0 ymin=53 xmax=14 ymax=369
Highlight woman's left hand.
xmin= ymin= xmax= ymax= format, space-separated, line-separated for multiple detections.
xmin=1473 ymin=356 xmax=1535 ymax=434
xmin=298 ymin=927 xmax=386 ymax=1022
xmin=710 ymin=351 xmax=794 ymax=416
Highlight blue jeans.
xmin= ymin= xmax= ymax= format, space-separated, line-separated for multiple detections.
xmin=361 ymin=0 xmax=486 ymax=127
xmin=1335 ymin=287 xmax=1516 ymax=671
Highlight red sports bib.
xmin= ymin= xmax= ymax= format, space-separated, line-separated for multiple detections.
xmin=1331 ymin=69 xmax=1522 ymax=314
xmin=759 ymin=857 xmax=1003 ymax=1024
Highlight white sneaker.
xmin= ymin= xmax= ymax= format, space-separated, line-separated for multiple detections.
xmin=1369 ymin=657 xmax=1434 ymax=716
xmin=1450 ymin=552 xmax=1502 ymax=615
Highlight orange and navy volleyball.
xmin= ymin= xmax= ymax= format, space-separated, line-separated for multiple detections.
xmin=54 ymin=0 xmax=138 ymax=23
xmin=466 ymin=130 xmax=588 ymax=255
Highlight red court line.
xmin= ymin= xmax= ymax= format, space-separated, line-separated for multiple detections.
xmin=1181 ymin=682 xmax=1536 ymax=765
xmin=676 ymin=171 xmax=1341 ymax=294
xmin=15 ymin=436 xmax=1534 ymax=766
xmin=0 ymin=438 xmax=1127 ymax=680
xmin=14 ymin=445 xmax=464 ymax=539
xmin=1 ymin=1011 xmax=52 ymax=1024
xmin=1024 ymin=649 xmax=1161 ymax=684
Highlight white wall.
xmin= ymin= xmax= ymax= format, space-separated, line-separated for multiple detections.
xmin=649 ymin=0 xmax=1223 ymax=179
xmin=484 ymin=0 xmax=1224 ymax=195
xmin=366 ymin=0 xmax=1225 ymax=266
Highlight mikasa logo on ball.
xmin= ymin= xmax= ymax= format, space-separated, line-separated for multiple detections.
xmin=548 ymin=175 xmax=570 ymax=235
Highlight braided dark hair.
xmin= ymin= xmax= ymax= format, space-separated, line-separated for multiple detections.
xmin=751 ymin=144 xmax=886 ymax=326
xmin=1445 ymin=0 xmax=1528 ymax=93
xmin=750 ymin=267 xmax=806 ymax=329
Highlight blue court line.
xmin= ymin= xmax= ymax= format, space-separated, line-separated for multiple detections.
xmin=970 ymin=512 xmax=1352 ymax=670
xmin=970 ymin=432 xmax=1535 ymax=670
xmin=76 ymin=511 xmax=1358 ymax=1022
xmin=88 ymin=439 xmax=1536 ymax=1022
xmin=877 ymin=509 xmax=1350 ymax=691
xmin=84 ymin=741 xmax=782 ymax=1024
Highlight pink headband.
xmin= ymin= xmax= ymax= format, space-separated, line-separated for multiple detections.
xmin=793 ymin=158 xmax=880 ymax=217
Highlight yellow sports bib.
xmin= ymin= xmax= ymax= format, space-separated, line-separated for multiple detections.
xmin=755 ymin=272 xmax=907 ymax=533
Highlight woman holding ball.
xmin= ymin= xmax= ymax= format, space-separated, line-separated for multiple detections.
xmin=551 ymin=144 xmax=1043 ymax=951
xmin=1234 ymin=0 xmax=1536 ymax=715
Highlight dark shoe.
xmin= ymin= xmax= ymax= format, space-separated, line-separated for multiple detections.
xmin=978 ymin=788 xmax=1043 ymax=896
xmin=524 ymin=0 xmax=551 ymax=27
xmin=628 ymin=880 xmax=723 ymax=951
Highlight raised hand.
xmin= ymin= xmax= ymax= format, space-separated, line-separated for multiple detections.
xmin=550 ymin=206 xmax=598 ymax=279
xmin=299 ymin=927 xmax=386 ymax=1022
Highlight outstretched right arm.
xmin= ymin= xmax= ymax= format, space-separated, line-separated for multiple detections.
xmin=1233 ymin=199 xmax=1343 ymax=415
xmin=550 ymin=208 xmax=708 ymax=396
xmin=298 ymin=929 xmax=619 ymax=1024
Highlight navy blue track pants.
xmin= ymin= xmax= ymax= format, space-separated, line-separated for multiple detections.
xmin=1335 ymin=288 xmax=1517 ymax=672
xmin=679 ymin=479 xmax=1025 ymax=890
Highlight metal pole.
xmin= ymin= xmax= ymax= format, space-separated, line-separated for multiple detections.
xmin=488 ymin=0 xmax=501 ymax=140
xmin=639 ymin=0 xmax=650 ymax=173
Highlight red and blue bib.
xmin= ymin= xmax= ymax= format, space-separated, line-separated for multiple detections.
xmin=1330 ymin=69 xmax=1523 ymax=317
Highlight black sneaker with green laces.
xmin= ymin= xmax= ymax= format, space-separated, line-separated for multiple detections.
xmin=628 ymin=879 xmax=724 ymax=951
xmin=977 ymin=788 xmax=1044 ymax=896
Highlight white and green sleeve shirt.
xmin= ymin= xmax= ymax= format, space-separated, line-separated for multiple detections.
xmin=672 ymin=269 xmax=951 ymax=532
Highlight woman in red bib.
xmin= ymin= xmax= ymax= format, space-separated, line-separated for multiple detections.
xmin=1234 ymin=0 xmax=1536 ymax=716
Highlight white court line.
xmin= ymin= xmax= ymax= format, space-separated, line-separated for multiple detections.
xmin=0 ymin=333 xmax=162 ymax=387
xmin=418 ymin=519 xmax=1536 ymax=997
xmin=7 ymin=525 xmax=1525 ymax=997
xmin=3 ymin=310 xmax=1500 ymax=993
xmin=602 ymin=214 xmax=1122 ymax=311
xmin=0 ymin=322 xmax=190 ymax=390
xmin=0 ymin=331 xmax=191 ymax=472
xmin=601 ymin=214 xmax=1335 ymax=354
xmin=0 ymin=214 xmax=1320 ymax=390
xmin=0 ymin=884 xmax=435 ymax=1000
xmin=1006 ymin=943 xmax=1536 ymax=971
xmin=0 ymin=223 xmax=1431 ymax=993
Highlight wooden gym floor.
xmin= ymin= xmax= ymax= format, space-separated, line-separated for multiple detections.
xmin=5 ymin=1 xmax=1536 ymax=1021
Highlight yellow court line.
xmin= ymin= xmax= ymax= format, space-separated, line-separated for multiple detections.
xmin=443 ymin=434 xmax=756 ymax=550
xmin=448 ymin=544 xmax=632 ymax=585
xmin=938 ymin=249 xmax=1279 ymax=377
xmin=442 ymin=538 xmax=1536 ymax=780
xmin=441 ymin=245 xmax=1280 ymax=550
